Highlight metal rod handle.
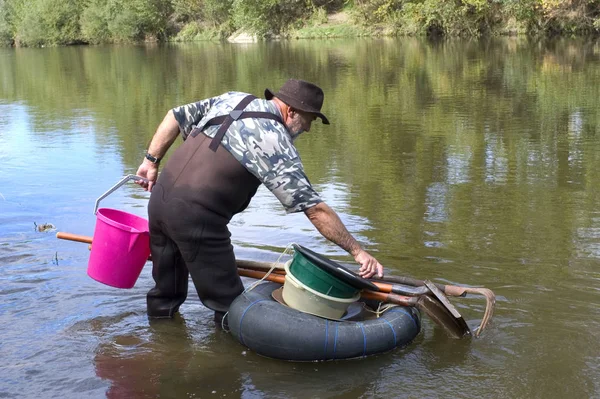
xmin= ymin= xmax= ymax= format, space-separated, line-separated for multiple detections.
xmin=93 ymin=174 xmax=149 ymax=214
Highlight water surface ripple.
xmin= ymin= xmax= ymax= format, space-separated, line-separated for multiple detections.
xmin=1 ymin=38 xmax=599 ymax=398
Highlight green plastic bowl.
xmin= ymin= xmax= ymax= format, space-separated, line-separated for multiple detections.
xmin=289 ymin=249 xmax=358 ymax=299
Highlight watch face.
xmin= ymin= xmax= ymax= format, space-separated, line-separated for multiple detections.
xmin=146 ymin=153 xmax=160 ymax=163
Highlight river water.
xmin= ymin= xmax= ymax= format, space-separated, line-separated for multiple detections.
xmin=1 ymin=38 xmax=599 ymax=398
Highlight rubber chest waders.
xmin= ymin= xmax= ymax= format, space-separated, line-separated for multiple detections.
xmin=145 ymin=94 xmax=286 ymax=317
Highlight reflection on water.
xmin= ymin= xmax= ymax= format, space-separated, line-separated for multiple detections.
xmin=1 ymin=37 xmax=600 ymax=398
xmin=91 ymin=311 xmax=399 ymax=399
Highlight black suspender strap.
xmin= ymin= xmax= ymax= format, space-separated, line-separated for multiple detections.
xmin=208 ymin=94 xmax=257 ymax=151
xmin=189 ymin=94 xmax=285 ymax=151
xmin=200 ymin=112 xmax=284 ymax=129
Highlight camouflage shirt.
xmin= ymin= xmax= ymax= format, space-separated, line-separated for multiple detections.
xmin=171 ymin=91 xmax=322 ymax=213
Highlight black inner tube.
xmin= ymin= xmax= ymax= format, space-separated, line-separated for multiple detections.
xmin=228 ymin=282 xmax=421 ymax=361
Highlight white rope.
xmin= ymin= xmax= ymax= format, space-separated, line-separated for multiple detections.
xmin=222 ymin=243 xmax=296 ymax=332
xmin=363 ymin=301 xmax=400 ymax=318
xmin=242 ymin=242 xmax=295 ymax=294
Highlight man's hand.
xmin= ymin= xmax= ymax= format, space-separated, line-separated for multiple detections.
xmin=134 ymin=110 xmax=181 ymax=192
xmin=135 ymin=160 xmax=159 ymax=191
xmin=353 ymin=249 xmax=384 ymax=279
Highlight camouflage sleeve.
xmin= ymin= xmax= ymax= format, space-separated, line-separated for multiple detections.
xmin=262 ymin=159 xmax=323 ymax=213
xmin=171 ymin=97 xmax=216 ymax=140
xmin=234 ymin=127 xmax=322 ymax=213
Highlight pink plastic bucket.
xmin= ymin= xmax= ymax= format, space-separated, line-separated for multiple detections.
xmin=87 ymin=208 xmax=151 ymax=289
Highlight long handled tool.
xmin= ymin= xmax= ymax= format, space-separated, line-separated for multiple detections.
xmin=237 ymin=259 xmax=493 ymax=337
xmin=236 ymin=267 xmax=470 ymax=339
xmin=372 ymin=274 xmax=495 ymax=336
xmin=56 ymin=232 xmax=491 ymax=338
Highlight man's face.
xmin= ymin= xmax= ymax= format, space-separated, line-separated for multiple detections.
xmin=288 ymin=109 xmax=317 ymax=141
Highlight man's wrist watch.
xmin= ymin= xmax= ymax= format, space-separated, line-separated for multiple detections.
xmin=145 ymin=152 xmax=161 ymax=164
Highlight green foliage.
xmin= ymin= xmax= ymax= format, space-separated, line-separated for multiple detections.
xmin=170 ymin=0 xmax=233 ymax=40
xmin=538 ymin=0 xmax=600 ymax=35
xmin=407 ymin=0 xmax=499 ymax=36
xmin=171 ymin=0 xmax=233 ymax=27
xmin=9 ymin=0 xmax=82 ymax=46
xmin=0 ymin=0 xmax=12 ymax=45
xmin=309 ymin=7 xmax=329 ymax=25
xmin=352 ymin=0 xmax=503 ymax=36
xmin=291 ymin=23 xmax=365 ymax=38
xmin=2 ymin=0 xmax=26 ymax=44
xmin=84 ymin=0 xmax=172 ymax=43
xmin=0 ymin=0 xmax=172 ymax=46
xmin=352 ymin=0 xmax=403 ymax=25
xmin=0 ymin=0 xmax=600 ymax=46
xmin=351 ymin=0 xmax=600 ymax=36
xmin=80 ymin=1 xmax=111 ymax=44
xmin=171 ymin=0 xmax=203 ymax=23
xmin=173 ymin=21 xmax=203 ymax=41
xmin=204 ymin=0 xmax=234 ymax=28
xmin=108 ymin=0 xmax=172 ymax=42
xmin=311 ymin=0 xmax=346 ymax=12
xmin=292 ymin=6 xmax=367 ymax=38
xmin=108 ymin=1 xmax=149 ymax=41
xmin=172 ymin=21 xmax=226 ymax=41
xmin=232 ymin=0 xmax=312 ymax=36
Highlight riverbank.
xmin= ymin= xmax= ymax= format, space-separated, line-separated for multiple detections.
xmin=202 ymin=12 xmax=372 ymax=43
xmin=1 ymin=1 xmax=599 ymax=47
xmin=170 ymin=11 xmax=391 ymax=43
xmin=288 ymin=11 xmax=377 ymax=40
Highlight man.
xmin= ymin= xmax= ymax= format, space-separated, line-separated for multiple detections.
xmin=135 ymin=79 xmax=384 ymax=321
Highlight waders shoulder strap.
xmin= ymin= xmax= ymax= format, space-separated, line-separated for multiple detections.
xmin=189 ymin=94 xmax=285 ymax=152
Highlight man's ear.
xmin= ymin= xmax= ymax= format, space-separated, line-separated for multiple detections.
xmin=280 ymin=104 xmax=292 ymax=122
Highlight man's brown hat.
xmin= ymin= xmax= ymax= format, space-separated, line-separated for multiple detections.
xmin=265 ymin=79 xmax=330 ymax=125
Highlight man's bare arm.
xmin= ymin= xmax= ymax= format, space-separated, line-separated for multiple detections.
xmin=135 ymin=110 xmax=180 ymax=191
xmin=304 ymin=202 xmax=383 ymax=278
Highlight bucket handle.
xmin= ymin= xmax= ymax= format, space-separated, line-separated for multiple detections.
xmin=94 ymin=175 xmax=149 ymax=215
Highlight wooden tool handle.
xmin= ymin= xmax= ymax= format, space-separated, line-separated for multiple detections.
xmin=55 ymin=231 xmax=468 ymax=298
xmin=56 ymin=232 xmax=93 ymax=244
xmin=237 ymin=268 xmax=286 ymax=284
xmin=361 ymin=290 xmax=416 ymax=306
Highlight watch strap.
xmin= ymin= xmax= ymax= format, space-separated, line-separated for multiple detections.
xmin=145 ymin=152 xmax=161 ymax=164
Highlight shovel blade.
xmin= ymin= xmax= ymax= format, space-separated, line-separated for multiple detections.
xmin=417 ymin=295 xmax=471 ymax=339
xmin=424 ymin=280 xmax=463 ymax=318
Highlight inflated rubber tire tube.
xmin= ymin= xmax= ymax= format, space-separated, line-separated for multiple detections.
xmin=228 ymin=282 xmax=421 ymax=361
